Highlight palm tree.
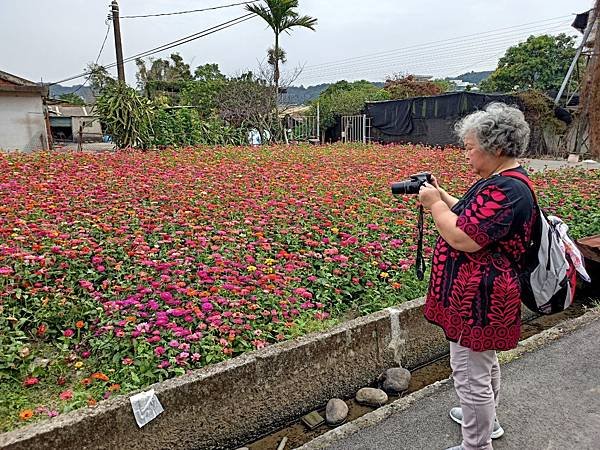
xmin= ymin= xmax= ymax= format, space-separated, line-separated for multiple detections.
xmin=246 ymin=0 xmax=317 ymax=102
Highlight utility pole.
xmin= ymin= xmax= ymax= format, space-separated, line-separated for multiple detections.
xmin=111 ymin=0 xmax=125 ymax=82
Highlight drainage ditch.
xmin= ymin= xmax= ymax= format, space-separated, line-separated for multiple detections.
xmin=243 ymin=300 xmax=590 ymax=450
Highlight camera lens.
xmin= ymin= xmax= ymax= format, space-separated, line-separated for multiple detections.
xmin=391 ymin=181 xmax=420 ymax=195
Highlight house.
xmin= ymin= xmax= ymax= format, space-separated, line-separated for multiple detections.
xmin=0 ymin=70 xmax=49 ymax=152
xmin=47 ymin=101 xmax=103 ymax=143
xmin=447 ymin=79 xmax=479 ymax=92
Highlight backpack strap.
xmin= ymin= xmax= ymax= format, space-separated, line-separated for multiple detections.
xmin=501 ymin=169 xmax=538 ymax=203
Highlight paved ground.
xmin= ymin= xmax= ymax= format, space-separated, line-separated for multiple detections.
xmin=300 ymin=311 xmax=600 ymax=450
xmin=53 ymin=142 xmax=115 ymax=152
xmin=520 ymin=157 xmax=600 ymax=172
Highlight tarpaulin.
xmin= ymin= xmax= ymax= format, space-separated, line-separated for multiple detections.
xmin=365 ymin=100 xmax=414 ymax=136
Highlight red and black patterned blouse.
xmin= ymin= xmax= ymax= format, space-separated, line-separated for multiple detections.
xmin=423 ymin=167 xmax=537 ymax=352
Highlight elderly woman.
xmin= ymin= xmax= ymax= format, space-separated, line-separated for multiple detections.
xmin=418 ymin=103 xmax=536 ymax=450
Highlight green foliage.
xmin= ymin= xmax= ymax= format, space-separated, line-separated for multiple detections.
xmin=179 ymin=64 xmax=227 ymax=118
xmin=58 ymin=93 xmax=86 ymax=106
xmin=516 ymin=90 xmax=567 ymax=133
xmin=480 ymin=34 xmax=578 ymax=93
xmin=246 ymin=0 xmax=317 ymax=95
xmin=95 ymin=82 xmax=155 ymax=148
xmin=217 ymin=73 xmax=278 ymax=133
xmin=135 ymin=53 xmax=193 ymax=91
xmin=308 ymin=80 xmax=390 ymax=130
xmin=384 ymin=75 xmax=449 ymax=99
xmin=86 ymin=63 xmax=115 ymax=96
xmin=451 ymin=71 xmax=494 ymax=84
xmin=151 ymin=109 xmax=247 ymax=147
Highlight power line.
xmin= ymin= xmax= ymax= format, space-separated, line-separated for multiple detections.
xmin=69 ymin=20 xmax=112 ymax=95
xmin=298 ymin=22 xmax=574 ymax=82
xmin=311 ymin=24 xmax=573 ymax=77
xmin=119 ymin=14 xmax=255 ymax=65
xmin=300 ymin=20 xmax=574 ymax=76
xmin=299 ymin=31 xmax=573 ymax=84
xmin=50 ymin=13 xmax=255 ymax=86
xmin=120 ymin=1 xmax=259 ymax=19
xmin=301 ymin=15 xmax=574 ymax=73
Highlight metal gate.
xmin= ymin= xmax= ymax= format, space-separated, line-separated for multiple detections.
xmin=341 ymin=114 xmax=371 ymax=143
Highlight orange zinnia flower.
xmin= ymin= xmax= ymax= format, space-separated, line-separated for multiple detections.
xmin=75 ymin=321 xmax=85 ymax=329
xmin=19 ymin=409 xmax=34 ymax=420
xmin=91 ymin=372 xmax=109 ymax=382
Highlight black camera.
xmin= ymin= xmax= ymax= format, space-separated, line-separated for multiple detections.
xmin=391 ymin=172 xmax=432 ymax=196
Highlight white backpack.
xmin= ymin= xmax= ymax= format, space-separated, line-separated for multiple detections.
xmin=502 ymin=171 xmax=590 ymax=314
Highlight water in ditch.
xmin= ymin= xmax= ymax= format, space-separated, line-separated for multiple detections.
xmin=243 ymin=300 xmax=590 ymax=450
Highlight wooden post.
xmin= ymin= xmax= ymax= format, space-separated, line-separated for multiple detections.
xmin=111 ymin=1 xmax=125 ymax=82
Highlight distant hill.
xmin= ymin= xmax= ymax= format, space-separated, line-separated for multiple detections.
xmin=282 ymin=81 xmax=385 ymax=105
xmin=449 ymin=71 xmax=493 ymax=84
xmin=49 ymin=84 xmax=96 ymax=104
xmin=281 ymin=84 xmax=329 ymax=105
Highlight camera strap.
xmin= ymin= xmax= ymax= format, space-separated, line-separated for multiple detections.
xmin=416 ymin=204 xmax=426 ymax=280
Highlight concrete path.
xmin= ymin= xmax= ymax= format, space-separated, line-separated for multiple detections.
xmin=520 ymin=157 xmax=600 ymax=172
xmin=299 ymin=310 xmax=600 ymax=450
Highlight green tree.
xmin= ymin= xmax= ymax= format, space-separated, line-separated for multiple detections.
xmin=217 ymin=72 xmax=276 ymax=137
xmin=480 ymin=34 xmax=578 ymax=93
xmin=246 ymin=0 xmax=317 ymax=105
xmin=136 ymin=53 xmax=194 ymax=104
xmin=179 ymin=64 xmax=227 ymax=117
xmin=309 ymin=80 xmax=390 ymax=131
xmin=86 ymin=63 xmax=115 ymax=96
xmin=58 ymin=93 xmax=86 ymax=105
xmin=95 ymin=82 xmax=155 ymax=148
xmin=384 ymin=75 xmax=449 ymax=99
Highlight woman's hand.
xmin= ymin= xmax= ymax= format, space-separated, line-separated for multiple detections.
xmin=419 ymin=182 xmax=442 ymax=209
xmin=429 ymin=174 xmax=441 ymax=190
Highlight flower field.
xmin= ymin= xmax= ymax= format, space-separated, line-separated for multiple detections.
xmin=1 ymin=144 xmax=598 ymax=431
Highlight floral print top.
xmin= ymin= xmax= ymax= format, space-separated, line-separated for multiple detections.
xmin=423 ymin=167 xmax=537 ymax=352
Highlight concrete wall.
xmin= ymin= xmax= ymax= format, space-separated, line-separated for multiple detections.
xmin=0 ymin=94 xmax=48 ymax=152
xmin=0 ymin=298 xmax=540 ymax=450
xmin=71 ymin=116 xmax=103 ymax=142
xmin=0 ymin=298 xmax=453 ymax=450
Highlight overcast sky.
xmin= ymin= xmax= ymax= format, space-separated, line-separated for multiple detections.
xmin=1 ymin=0 xmax=594 ymax=87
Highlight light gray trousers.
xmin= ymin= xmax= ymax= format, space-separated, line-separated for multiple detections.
xmin=450 ymin=341 xmax=501 ymax=450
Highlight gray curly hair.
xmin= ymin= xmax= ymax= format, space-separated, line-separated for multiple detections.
xmin=455 ymin=102 xmax=531 ymax=157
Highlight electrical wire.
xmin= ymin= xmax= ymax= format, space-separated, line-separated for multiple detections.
xmin=120 ymin=1 xmax=259 ymax=19
xmin=300 ymin=20 xmax=574 ymax=77
xmin=302 ymin=24 xmax=573 ymax=80
xmin=49 ymin=13 xmax=255 ymax=86
xmin=69 ymin=20 xmax=112 ymax=96
xmin=301 ymin=15 xmax=574 ymax=72
xmin=298 ymin=22 xmax=575 ymax=83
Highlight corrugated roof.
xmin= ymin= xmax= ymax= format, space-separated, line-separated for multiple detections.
xmin=48 ymin=105 xmax=97 ymax=117
xmin=0 ymin=70 xmax=37 ymax=86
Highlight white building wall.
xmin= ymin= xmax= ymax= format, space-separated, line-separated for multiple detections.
xmin=0 ymin=94 xmax=48 ymax=152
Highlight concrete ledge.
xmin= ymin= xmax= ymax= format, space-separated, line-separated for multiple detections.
xmin=297 ymin=305 xmax=600 ymax=450
xmin=0 ymin=300 xmax=540 ymax=450
xmin=0 ymin=297 xmax=456 ymax=450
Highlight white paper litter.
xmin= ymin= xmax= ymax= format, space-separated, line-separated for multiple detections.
xmin=129 ymin=389 xmax=164 ymax=428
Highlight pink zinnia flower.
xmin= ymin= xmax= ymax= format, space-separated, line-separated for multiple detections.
xmin=157 ymin=360 xmax=170 ymax=369
xmin=59 ymin=390 xmax=73 ymax=400
xmin=63 ymin=329 xmax=75 ymax=338
xmin=23 ymin=377 xmax=39 ymax=387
